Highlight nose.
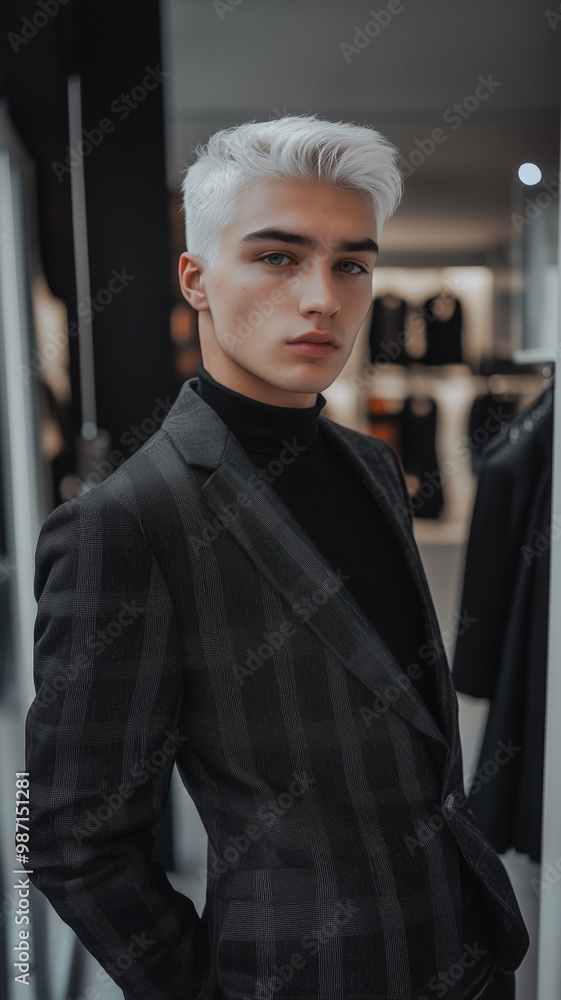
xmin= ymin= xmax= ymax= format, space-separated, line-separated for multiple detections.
xmin=297 ymin=257 xmax=340 ymax=319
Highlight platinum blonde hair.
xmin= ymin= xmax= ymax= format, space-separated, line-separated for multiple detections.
xmin=180 ymin=114 xmax=403 ymax=267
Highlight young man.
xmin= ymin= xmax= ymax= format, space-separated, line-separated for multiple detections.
xmin=26 ymin=115 xmax=528 ymax=1000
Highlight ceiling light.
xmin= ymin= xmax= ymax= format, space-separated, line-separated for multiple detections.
xmin=518 ymin=163 xmax=542 ymax=185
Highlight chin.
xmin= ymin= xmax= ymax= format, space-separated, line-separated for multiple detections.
xmin=283 ymin=367 xmax=342 ymax=394
xmin=266 ymin=371 xmax=332 ymax=394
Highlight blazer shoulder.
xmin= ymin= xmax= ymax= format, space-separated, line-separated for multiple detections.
xmin=55 ymin=424 xmax=189 ymax=521
xmin=35 ymin=430 xmax=171 ymax=559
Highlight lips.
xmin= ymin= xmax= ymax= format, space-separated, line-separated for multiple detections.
xmin=287 ymin=331 xmax=338 ymax=347
xmin=286 ymin=340 xmax=337 ymax=359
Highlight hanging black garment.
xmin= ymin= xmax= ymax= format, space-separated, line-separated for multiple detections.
xmin=368 ymin=295 xmax=410 ymax=366
xmin=452 ymin=385 xmax=553 ymax=862
xmin=422 ymin=294 xmax=463 ymax=366
xmin=467 ymin=392 xmax=520 ymax=476
xmin=400 ymin=396 xmax=444 ymax=519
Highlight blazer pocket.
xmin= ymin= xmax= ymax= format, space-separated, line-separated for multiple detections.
xmin=214 ymin=865 xmax=364 ymax=951
xmin=214 ymin=870 xmax=358 ymax=998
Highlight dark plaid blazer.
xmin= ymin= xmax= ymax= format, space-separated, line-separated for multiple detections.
xmin=25 ymin=377 xmax=528 ymax=1000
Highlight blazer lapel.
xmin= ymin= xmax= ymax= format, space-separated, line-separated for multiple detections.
xmin=162 ymin=379 xmax=448 ymax=749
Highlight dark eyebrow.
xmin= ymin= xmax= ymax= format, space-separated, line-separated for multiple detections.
xmin=239 ymin=227 xmax=379 ymax=256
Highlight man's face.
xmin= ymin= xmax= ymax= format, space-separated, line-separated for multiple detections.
xmin=178 ymin=177 xmax=378 ymax=406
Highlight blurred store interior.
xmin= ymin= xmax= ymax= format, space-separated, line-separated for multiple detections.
xmin=0 ymin=1 xmax=560 ymax=998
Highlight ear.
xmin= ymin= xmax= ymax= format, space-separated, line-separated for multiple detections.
xmin=178 ymin=252 xmax=210 ymax=311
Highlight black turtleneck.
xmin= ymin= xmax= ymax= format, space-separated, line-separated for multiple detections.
xmin=193 ymin=361 xmax=442 ymax=732
xmin=193 ymin=363 xmax=497 ymax=965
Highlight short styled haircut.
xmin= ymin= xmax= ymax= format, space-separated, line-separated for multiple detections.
xmin=180 ymin=114 xmax=403 ymax=267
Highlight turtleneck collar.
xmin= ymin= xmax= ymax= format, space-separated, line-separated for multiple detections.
xmin=193 ymin=361 xmax=327 ymax=457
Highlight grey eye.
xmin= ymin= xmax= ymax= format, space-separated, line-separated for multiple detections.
xmin=338 ymin=261 xmax=363 ymax=274
xmin=264 ymin=253 xmax=289 ymax=266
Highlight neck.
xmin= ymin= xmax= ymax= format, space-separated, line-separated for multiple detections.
xmin=193 ymin=361 xmax=326 ymax=456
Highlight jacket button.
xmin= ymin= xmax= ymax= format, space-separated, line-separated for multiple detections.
xmin=444 ymin=793 xmax=455 ymax=815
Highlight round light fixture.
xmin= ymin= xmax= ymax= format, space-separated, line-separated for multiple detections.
xmin=518 ymin=162 xmax=542 ymax=185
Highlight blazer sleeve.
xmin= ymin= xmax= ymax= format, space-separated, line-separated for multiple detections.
xmin=25 ymin=491 xmax=215 ymax=1000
